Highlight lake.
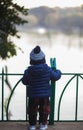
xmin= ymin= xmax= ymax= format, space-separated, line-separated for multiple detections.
xmin=0 ymin=31 xmax=83 ymax=120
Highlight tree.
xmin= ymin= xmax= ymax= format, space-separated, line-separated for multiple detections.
xmin=0 ymin=0 xmax=28 ymax=59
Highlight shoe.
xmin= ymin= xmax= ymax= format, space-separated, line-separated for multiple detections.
xmin=39 ymin=123 xmax=48 ymax=130
xmin=28 ymin=125 xmax=36 ymax=130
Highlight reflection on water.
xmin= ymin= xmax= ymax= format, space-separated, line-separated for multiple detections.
xmin=1 ymin=32 xmax=83 ymax=73
xmin=0 ymin=32 xmax=83 ymax=120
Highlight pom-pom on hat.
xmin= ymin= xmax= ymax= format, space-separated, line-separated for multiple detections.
xmin=30 ymin=46 xmax=46 ymax=65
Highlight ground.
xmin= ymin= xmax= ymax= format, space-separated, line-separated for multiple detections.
xmin=0 ymin=122 xmax=83 ymax=130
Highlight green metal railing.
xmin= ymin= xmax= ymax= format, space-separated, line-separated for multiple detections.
xmin=49 ymin=58 xmax=56 ymax=124
xmin=57 ymin=73 xmax=83 ymax=122
xmin=0 ymin=69 xmax=23 ymax=121
xmin=0 ymin=58 xmax=83 ymax=123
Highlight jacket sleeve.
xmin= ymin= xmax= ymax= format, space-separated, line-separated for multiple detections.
xmin=22 ymin=69 xmax=29 ymax=85
xmin=50 ymin=69 xmax=62 ymax=81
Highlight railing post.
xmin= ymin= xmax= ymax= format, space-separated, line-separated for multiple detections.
xmin=49 ymin=58 xmax=56 ymax=125
xmin=2 ymin=67 xmax=4 ymax=121
xmin=26 ymin=85 xmax=28 ymax=121
xmin=75 ymin=75 xmax=79 ymax=121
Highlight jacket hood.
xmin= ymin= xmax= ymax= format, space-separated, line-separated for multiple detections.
xmin=28 ymin=64 xmax=48 ymax=76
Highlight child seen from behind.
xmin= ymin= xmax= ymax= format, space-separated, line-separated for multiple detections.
xmin=22 ymin=46 xmax=62 ymax=130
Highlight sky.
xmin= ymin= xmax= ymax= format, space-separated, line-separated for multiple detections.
xmin=13 ymin=0 xmax=83 ymax=8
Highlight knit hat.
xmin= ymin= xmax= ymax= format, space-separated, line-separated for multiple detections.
xmin=30 ymin=46 xmax=46 ymax=65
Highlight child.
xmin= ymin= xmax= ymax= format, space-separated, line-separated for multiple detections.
xmin=22 ymin=46 xmax=61 ymax=130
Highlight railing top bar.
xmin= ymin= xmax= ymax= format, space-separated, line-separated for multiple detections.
xmin=0 ymin=73 xmax=23 ymax=76
xmin=1 ymin=73 xmax=83 ymax=76
xmin=62 ymin=73 xmax=83 ymax=75
xmin=0 ymin=73 xmax=83 ymax=76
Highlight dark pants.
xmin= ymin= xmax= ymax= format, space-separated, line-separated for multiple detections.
xmin=28 ymin=97 xmax=50 ymax=125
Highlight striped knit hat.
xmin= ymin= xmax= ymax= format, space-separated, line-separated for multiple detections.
xmin=30 ymin=46 xmax=46 ymax=65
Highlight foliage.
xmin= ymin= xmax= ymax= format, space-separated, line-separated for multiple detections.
xmin=0 ymin=0 xmax=28 ymax=59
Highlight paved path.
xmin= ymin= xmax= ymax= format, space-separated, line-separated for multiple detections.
xmin=0 ymin=122 xmax=83 ymax=130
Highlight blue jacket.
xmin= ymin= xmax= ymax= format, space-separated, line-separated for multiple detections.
xmin=22 ymin=64 xmax=61 ymax=98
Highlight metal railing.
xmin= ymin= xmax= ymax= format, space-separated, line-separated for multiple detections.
xmin=57 ymin=73 xmax=83 ymax=122
xmin=0 ymin=68 xmax=24 ymax=121
xmin=0 ymin=59 xmax=83 ymax=123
